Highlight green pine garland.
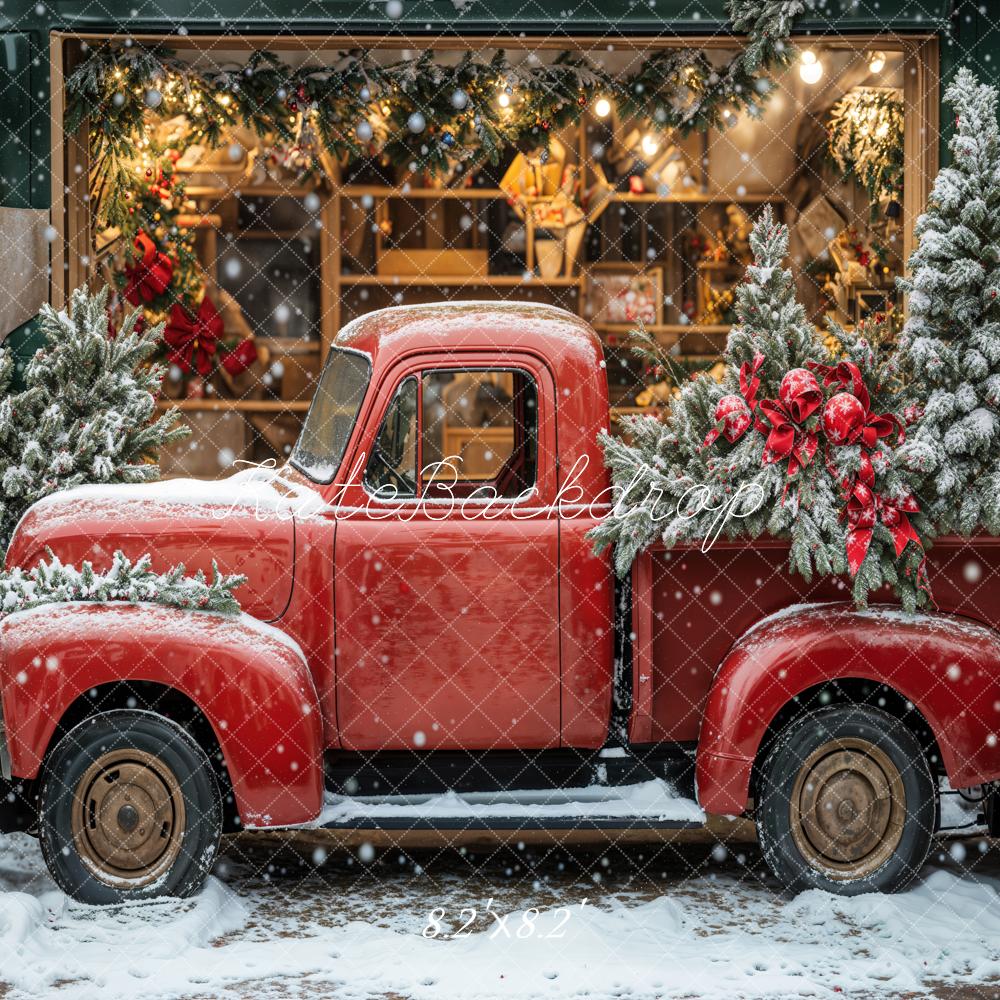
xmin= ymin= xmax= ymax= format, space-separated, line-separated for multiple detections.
xmin=827 ymin=87 xmax=904 ymax=207
xmin=0 ymin=550 xmax=244 ymax=618
xmin=66 ymin=1 xmax=802 ymax=228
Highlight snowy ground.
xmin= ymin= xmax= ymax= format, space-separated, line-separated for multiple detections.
xmin=0 ymin=830 xmax=999 ymax=999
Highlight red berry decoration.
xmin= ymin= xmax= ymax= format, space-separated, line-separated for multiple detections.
xmin=715 ymin=394 xmax=753 ymax=443
xmin=778 ymin=368 xmax=822 ymax=423
xmin=823 ymin=392 xmax=866 ymax=445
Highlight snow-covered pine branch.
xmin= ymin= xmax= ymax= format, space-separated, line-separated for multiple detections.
xmin=0 ymin=550 xmax=245 ymax=618
xmin=0 ymin=285 xmax=188 ymax=550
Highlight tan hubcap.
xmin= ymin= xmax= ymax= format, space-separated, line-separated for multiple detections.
xmin=789 ymin=737 xmax=906 ymax=881
xmin=72 ymin=749 xmax=186 ymax=888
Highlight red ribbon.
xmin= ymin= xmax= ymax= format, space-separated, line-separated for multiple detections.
xmin=124 ymin=233 xmax=174 ymax=306
xmin=739 ymin=352 xmax=765 ymax=411
xmin=809 ymin=360 xmax=868 ymax=408
xmin=843 ymin=480 xmax=923 ymax=576
xmin=757 ymin=397 xmax=818 ymax=478
xmin=164 ymin=297 xmax=223 ymax=376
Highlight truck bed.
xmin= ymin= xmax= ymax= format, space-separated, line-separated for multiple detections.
xmin=630 ymin=536 xmax=1000 ymax=745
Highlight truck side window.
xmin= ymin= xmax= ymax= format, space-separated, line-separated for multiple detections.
xmin=364 ymin=376 xmax=418 ymax=498
xmin=422 ymin=369 xmax=537 ymax=499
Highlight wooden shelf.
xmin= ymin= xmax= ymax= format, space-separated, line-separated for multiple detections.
xmin=611 ymin=191 xmax=784 ymax=204
xmin=186 ymin=184 xmax=315 ymax=199
xmin=341 ymin=274 xmax=583 ymax=288
xmin=157 ymin=399 xmax=311 ymax=413
xmin=341 ymin=185 xmax=507 ymax=200
xmin=339 ymin=185 xmax=786 ymax=206
xmin=236 ymin=228 xmax=317 ymax=240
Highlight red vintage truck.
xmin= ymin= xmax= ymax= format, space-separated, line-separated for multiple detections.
xmin=2 ymin=301 xmax=999 ymax=903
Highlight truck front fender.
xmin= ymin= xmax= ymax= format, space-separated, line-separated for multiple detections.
xmin=696 ymin=603 xmax=1000 ymax=816
xmin=0 ymin=603 xmax=323 ymax=828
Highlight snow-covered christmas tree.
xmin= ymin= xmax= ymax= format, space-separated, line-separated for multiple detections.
xmin=0 ymin=285 xmax=186 ymax=548
xmin=896 ymin=67 xmax=1000 ymax=535
xmin=592 ymin=208 xmax=932 ymax=609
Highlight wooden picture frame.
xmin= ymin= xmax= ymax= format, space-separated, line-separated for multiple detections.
xmin=584 ymin=268 xmax=664 ymax=327
xmin=855 ymin=287 xmax=891 ymax=325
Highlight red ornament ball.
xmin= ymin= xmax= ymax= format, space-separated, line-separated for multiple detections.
xmin=779 ymin=368 xmax=822 ymax=422
xmin=714 ymin=393 xmax=752 ymax=443
xmin=822 ymin=392 xmax=865 ymax=445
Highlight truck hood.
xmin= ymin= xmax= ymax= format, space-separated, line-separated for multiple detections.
xmin=6 ymin=470 xmax=324 ymax=622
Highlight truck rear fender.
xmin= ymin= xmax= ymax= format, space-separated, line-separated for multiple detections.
xmin=0 ymin=603 xmax=324 ymax=828
xmin=696 ymin=604 xmax=1000 ymax=816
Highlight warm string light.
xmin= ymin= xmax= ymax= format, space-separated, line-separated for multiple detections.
xmin=799 ymin=49 xmax=824 ymax=85
xmin=868 ymin=50 xmax=886 ymax=74
xmin=594 ymin=97 xmax=612 ymax=118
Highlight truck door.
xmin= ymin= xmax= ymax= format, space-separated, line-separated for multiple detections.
xmin=333 ymin=352 xmax=560 ymax=751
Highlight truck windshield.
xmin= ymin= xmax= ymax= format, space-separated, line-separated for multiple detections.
xmin=291 ymin=348 xmax=371 ymax=483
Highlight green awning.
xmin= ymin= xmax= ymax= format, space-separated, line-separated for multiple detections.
xmin=14 ymin=0 xmax=954 ymax=35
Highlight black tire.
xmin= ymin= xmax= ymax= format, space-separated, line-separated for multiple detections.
xmin=39 ymin=710 xmax=222 ymax=904
xmin=756 ymin=706 xmax=935 ymax=896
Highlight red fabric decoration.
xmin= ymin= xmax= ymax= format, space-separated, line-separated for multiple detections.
xmin=222 ymin=338 xmax=259 ymax=376
xmin=758 ymin=397 xmax=819 ymax=477
xmin=777 ymin=367 xmax=822 ymax=423
xmin=822 ymin=392 xmax=867 ymax=445
xmin=164 ymin=297 xmax=222 ymax=376
xmin=843 ymin=480 xmax=923 ymax=576
xmin=809 ymin=359 xmax=868 ymax=408
xmin=738 ymin=352 xmax=765 ymax=411
xmin=704 ymin=395 xmax=752 ymax=447
xmin=702 ymin=353 xmax=764 ymax=448
xmin=123 ymin=233 xmax=173 ymax=306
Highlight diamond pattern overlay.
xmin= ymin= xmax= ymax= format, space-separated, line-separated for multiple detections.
xmin=0 ymin=2 xmax=999 ymax=997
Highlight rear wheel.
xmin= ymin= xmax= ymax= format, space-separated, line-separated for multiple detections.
xmin=39 ymin=710 xmax=222 ymax=904
xmin=756 ymin=706 xmax=935 ymax=895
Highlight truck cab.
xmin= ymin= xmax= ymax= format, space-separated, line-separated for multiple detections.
xmin=4 ymin=301 xmax=1000 ymax=903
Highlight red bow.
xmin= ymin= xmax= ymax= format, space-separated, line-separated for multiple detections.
xmin=843 ymin=480 xmax=923 ymax=576
xmin=809 ymin=360 xmax=869 ymax=408
xmin=221 ymin=337 xmax=259 ymax=376
xmin=757 ymin=397 xmax=818 ymax=478
xmin=124 ymin=233 xmax=174 ymax=306
xmin=164 ymin=297 xmax=223 ymax=376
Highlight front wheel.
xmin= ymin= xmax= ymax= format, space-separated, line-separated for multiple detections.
xmin=755 ymin=706 xmax=935 ymax=895
xmin=39 ymin=710 xmax=222 ymax=904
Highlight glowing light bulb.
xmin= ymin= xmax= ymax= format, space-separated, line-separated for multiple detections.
xmin=799 ymin=50 xmax=823 ymax=85
xmin=594 ymin=97 xmax=612 ymax=118
xmin=868 ymin=50 xmax=886 ymax=74
xmin=641 ymin=133 xmax=659 ymax=157
xmin=498 ymin=91 xmax=511 ymax=109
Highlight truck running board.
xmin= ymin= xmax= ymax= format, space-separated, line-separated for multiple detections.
xmin=306 ymin=778 xmax=706 ymax=832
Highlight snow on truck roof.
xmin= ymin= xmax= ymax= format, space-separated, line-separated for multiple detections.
xmin=332 ymin=300 xmax=604 ymax=369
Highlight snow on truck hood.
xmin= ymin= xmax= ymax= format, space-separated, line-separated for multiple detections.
xmin=24 ymin=466 xmax=328 ymax=522
xmin=10 ymin=469 xmax=318 ymax=623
